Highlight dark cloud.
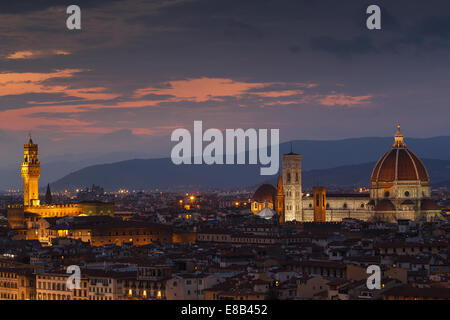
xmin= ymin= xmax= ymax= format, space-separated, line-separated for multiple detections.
xmin=310 ymin=35 xmax=377 ymax=57
xmin=418 ymin=15 xmax=450 ymax=39
xmin=0 ymin=0 xmax=122 ymax=14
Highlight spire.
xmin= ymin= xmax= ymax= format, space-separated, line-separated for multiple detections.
xmin=27 ymin=132 xmax=33 ymax=145
xmin=285 ymin=141 xmax=298 ymax=155
xmin=393 ymin=123 xmax=406 ymax=148
xmin=277 ymin=173 xmax=284 ymax=193
xmin=45 ymin=184 xmax=52 ymax=205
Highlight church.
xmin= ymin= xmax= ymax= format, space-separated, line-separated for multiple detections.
xmin=7 ymin=136 xmax=114 ymax=230
xmin=251 ymin=125 xmax=443 ymax=223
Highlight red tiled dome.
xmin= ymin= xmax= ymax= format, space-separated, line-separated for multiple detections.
xmin=252 ymin=184 xmax=276 ymax=202
xmin=371 ymin=125 xmax=429 ymax=184
xmin=371 ymin=149 xmax=429 ymax=183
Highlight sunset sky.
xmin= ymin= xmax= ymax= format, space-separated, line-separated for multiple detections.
xmin=1 ymin=0 xmax=450 ymax=165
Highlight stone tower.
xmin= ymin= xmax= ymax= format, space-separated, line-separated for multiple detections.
xmin=275 ymin=174 xmax=285 ymax=223
xmin=313 ymin=186 xmax=326 ymax=222
xmin=21 ymin=135 xmax=40 ymax=207
xmin=282 ymin=151 xmax=302 ymax=221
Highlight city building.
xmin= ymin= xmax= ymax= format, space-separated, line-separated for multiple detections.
xmin=251 ymin=125 xmax=443 ymax=223
xmin=7 ymin=137 xmax=114 ymax=230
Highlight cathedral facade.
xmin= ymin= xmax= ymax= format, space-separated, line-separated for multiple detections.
xmin=251 ymin=125 xmax=442 ymax=223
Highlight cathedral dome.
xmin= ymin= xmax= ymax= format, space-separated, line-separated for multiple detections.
xmin=252 ymin=184 xmax=276 ymax=202
xmin=371 ymin=125 xmax=429 ymax=185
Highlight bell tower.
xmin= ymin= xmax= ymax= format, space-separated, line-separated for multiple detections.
xmin=21 ymin=134 xmax=40 ymax=207
xmin=282 ymin=149 xmax=303 ymax=222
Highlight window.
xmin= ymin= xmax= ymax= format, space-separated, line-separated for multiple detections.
xmin=404 ymin=191 xmax=410 ymax=197
xmin=384 ymin=191 xmax=390 ymax=197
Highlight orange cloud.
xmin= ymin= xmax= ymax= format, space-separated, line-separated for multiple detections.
xmin=0 ymin=69 xmax=120 ymax=100
xmin=0 ymin=69 xmax=82 ymax=96
xmin=133 ymin=78 xmax=316 ymax=105
xmin=5 ymin=50 xmax=71 ymax=60
xmin=261 ymin=93 xmax=373 ymax=107
xmin=134 ymin=77 xmax=269 ymax=101
xmin=317 ymin=94 xmax=373 ymax=106
xmin=254 ymin=90 xmax=304 ymax=98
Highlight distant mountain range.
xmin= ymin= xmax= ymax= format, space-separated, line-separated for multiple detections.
xmin=50 ymin=157 xmax=450 ymax=192
xmin=1 ymin=136 xmax=449 ymax=191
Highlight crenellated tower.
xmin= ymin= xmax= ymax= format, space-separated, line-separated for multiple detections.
xmin=21 ymin=135 xmax=40 ymax=207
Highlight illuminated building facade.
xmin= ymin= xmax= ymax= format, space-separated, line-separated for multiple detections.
xmin=7 ymin=137 xmax=114 ymax=231
xmin=252 ymin=125 xmax=443 ymax=223
xmin=36 ymin=273 xmax=88 ymax=300
xmin=0 ymin=268 xmax=36 ymax=300
xmin=282 ymin=152 xmax=303 ymax=221
xmin=21 ymin=136 xmax=40 ymax=207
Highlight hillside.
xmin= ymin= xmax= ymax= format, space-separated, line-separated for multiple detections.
xmin=51 ymin=158 xmax=450 ymax=191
